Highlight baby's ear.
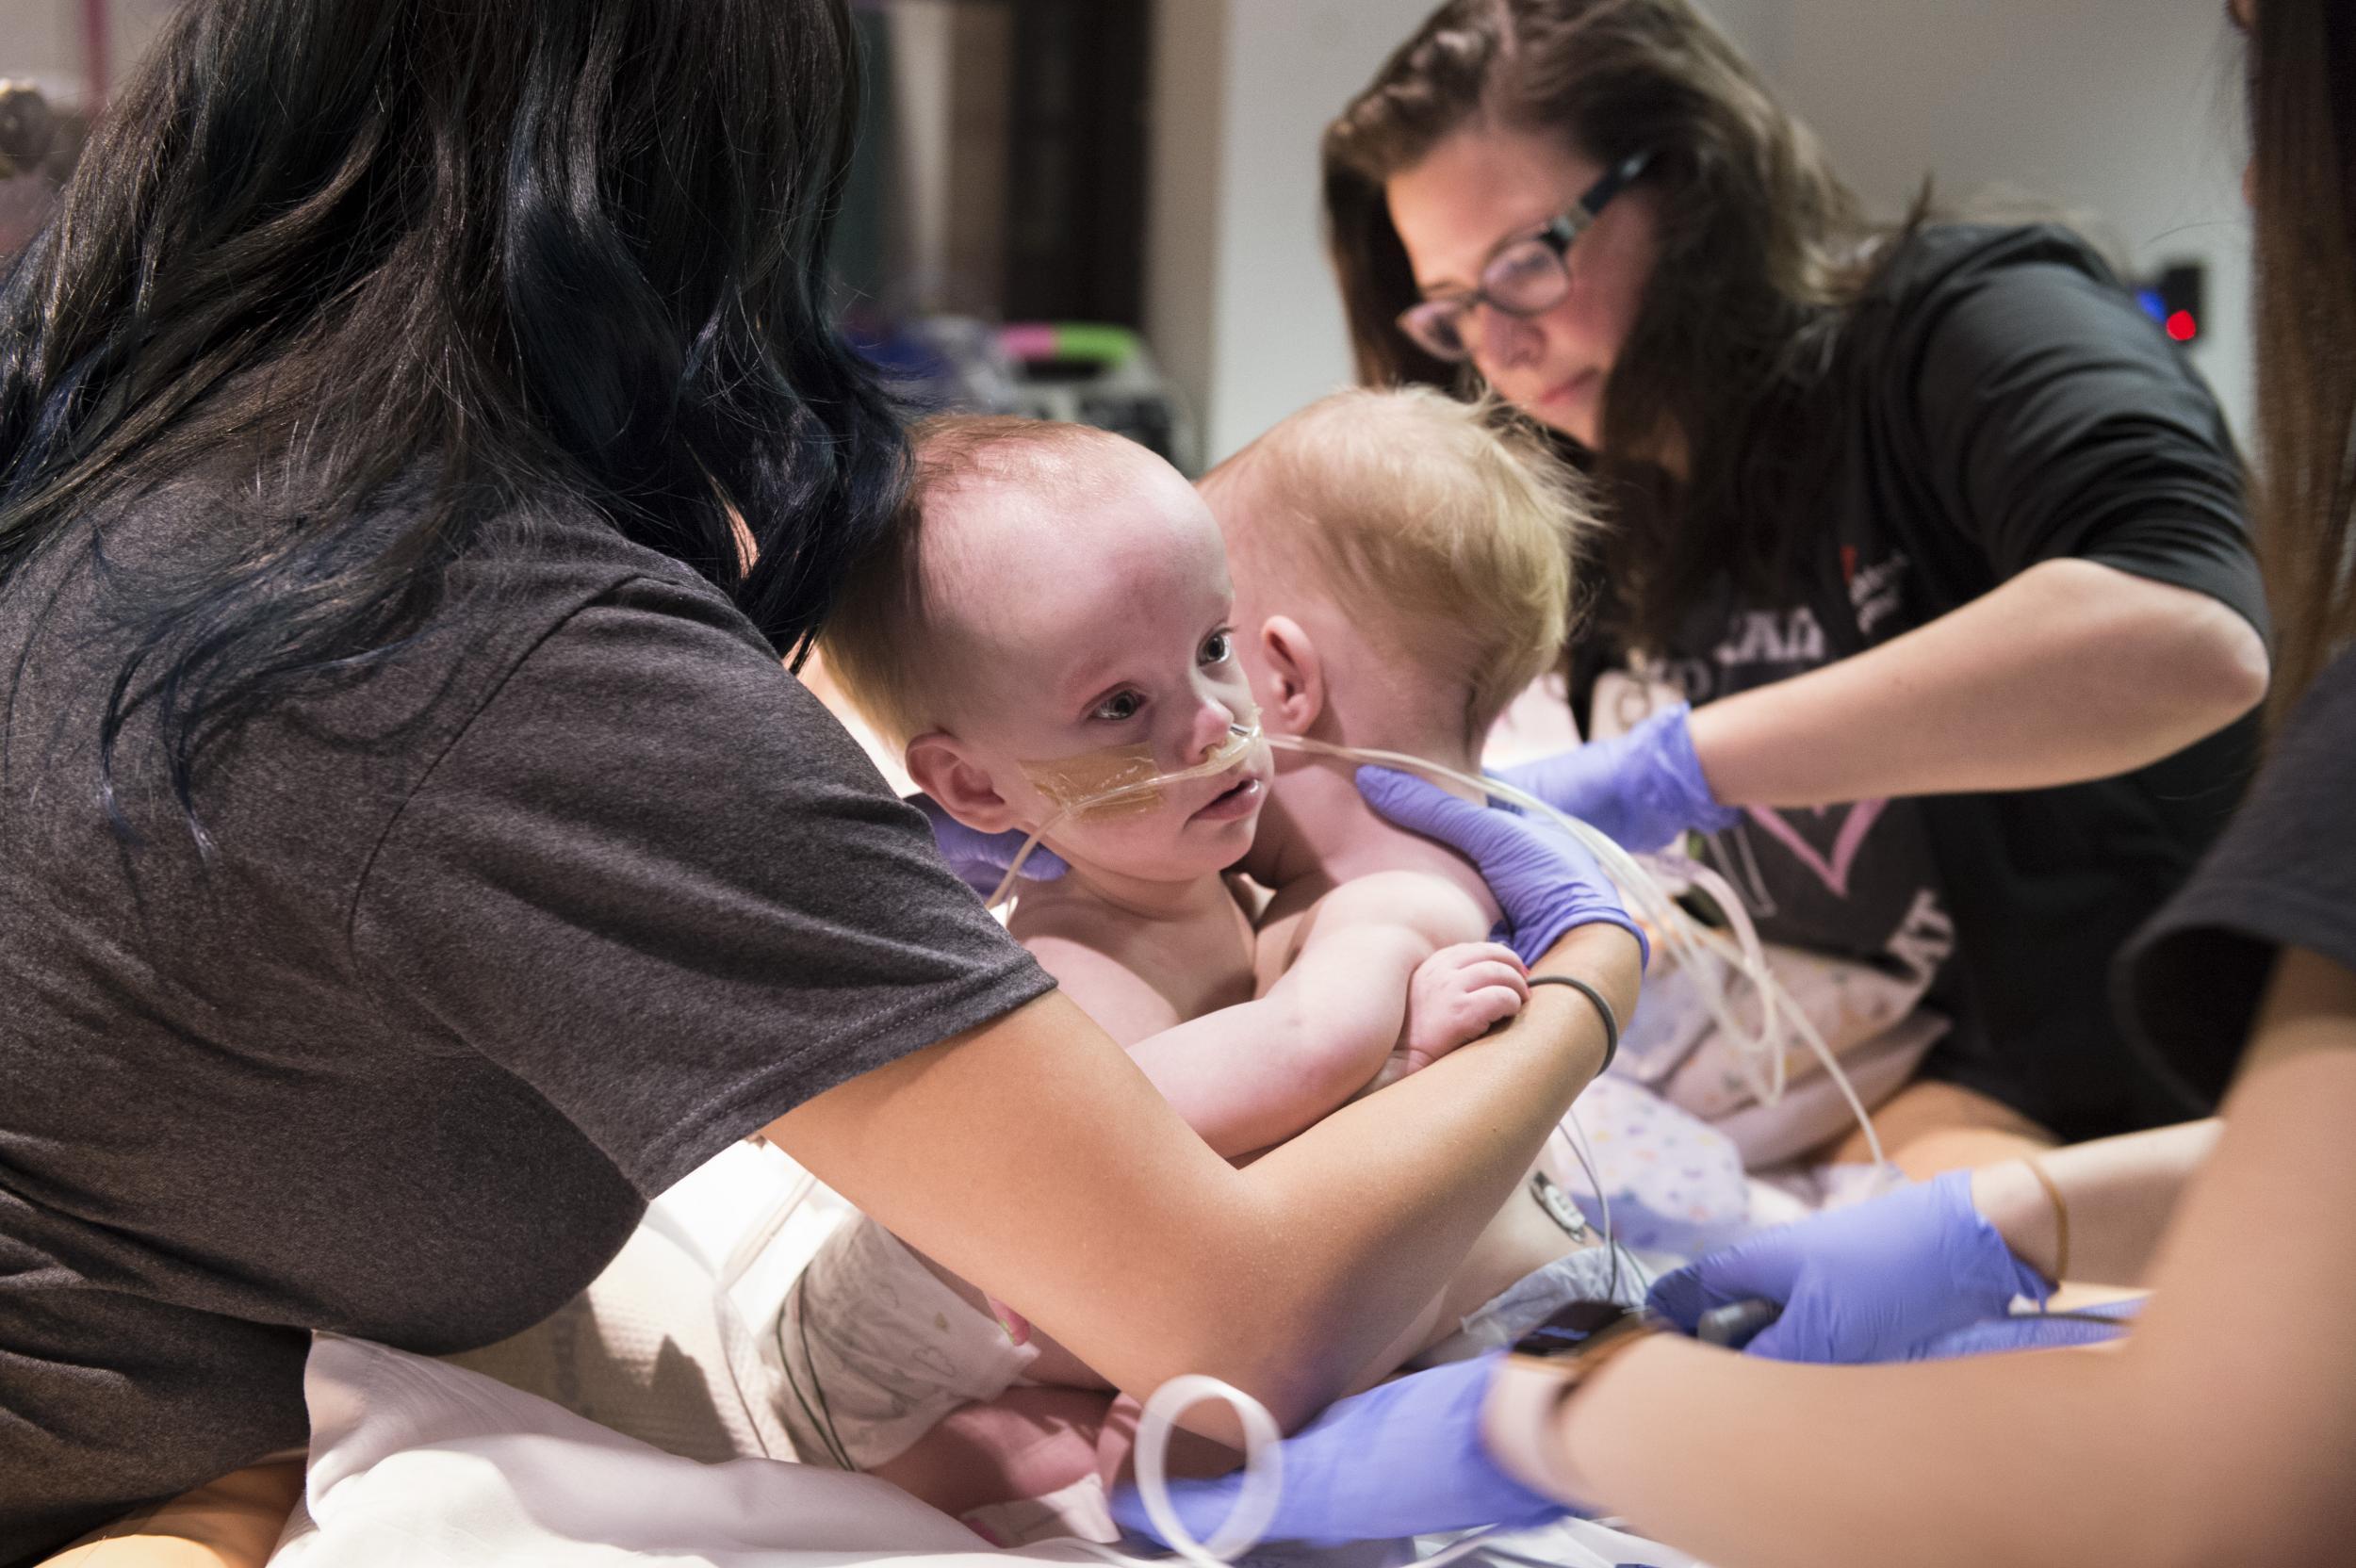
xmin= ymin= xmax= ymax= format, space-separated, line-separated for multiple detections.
xmin=1256 ymin=615 xmax=1326 ymax=733
xmin=905 ymin=732 xmax=1021 ymax=833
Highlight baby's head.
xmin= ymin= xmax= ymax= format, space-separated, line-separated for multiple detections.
xmin=824 ymin=416 xmax=1269 ymax=886
xmin=1201 ymin=386 xmax=1590 ymax=760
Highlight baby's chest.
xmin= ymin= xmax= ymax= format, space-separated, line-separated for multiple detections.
xmin=1129 ymin=914 xmax=1259 ymax=1021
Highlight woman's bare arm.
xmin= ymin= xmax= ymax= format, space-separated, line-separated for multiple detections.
xmin=766 ymin=921 xmax=1639 ymax=1435
xmin=1546 ymin=945 xmax=2356 ymax=1568
xmin=1690 ymin=560 xmax=2268 ymax=808
xmin=1970 ymin=1118 xmax=2223 ymax=1287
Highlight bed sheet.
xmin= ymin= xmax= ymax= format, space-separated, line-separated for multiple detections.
xmin=273 ymin=1336 xmax=1705 ymax=1568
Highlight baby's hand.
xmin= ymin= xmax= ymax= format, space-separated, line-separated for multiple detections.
xmin=1395 ymin=941 xmax=1530 ymax=1076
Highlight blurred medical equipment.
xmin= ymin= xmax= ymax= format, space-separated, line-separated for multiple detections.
xmin=856 ymin=316 xmax=1201 ymax=474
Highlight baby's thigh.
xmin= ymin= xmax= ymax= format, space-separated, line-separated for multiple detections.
xmin=868 ymin=1386 xmax=1117 ymax=1516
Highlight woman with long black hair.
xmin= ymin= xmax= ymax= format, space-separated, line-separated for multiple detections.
xmin=0 ymin=3 xmax=1640 ymax=1560
xmin=1322 ymin=0 xmax=2274 ymax=1164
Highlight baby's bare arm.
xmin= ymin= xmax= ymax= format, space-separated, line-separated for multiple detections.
xmin=1018 ymin=874 xmax=1494 ymax=1158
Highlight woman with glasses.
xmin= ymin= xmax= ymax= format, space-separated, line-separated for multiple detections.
xmin=1321 ymin=0 xmax=2274 ymax=1163
xmin=1135 ymin=5 xmax=2354 ymax=1560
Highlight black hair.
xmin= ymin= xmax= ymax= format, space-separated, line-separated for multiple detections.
xmin=0 ymin=0 xmax=905 ymax=830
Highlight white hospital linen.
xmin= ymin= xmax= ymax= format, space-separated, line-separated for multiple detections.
xmin=275 ymin=1334 xmax=1708 ymax=1568
xmin=278 ymin=1333 xmax=994 ymax=1567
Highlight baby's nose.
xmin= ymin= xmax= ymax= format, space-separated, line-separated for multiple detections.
xmin=1187 ymin=694 xmax=1242 ymax=761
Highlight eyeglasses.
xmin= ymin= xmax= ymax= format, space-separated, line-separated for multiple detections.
xmin=1395 ymin=149 xmax=1653 ymax=365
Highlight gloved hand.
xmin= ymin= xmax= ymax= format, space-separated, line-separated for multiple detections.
xmin=1646 ymin=1169 xmax=2051 ymax=1364
xmin=1495 ymin=704 xmax=1740 ymax=854
xmin=909 ymin=793 xmax=1066 ymax=899
xmin=1356 ymin=766 xmax=1646 ymax=970
xmin=1109 ymin=1355 xmax=1570 ymax=1549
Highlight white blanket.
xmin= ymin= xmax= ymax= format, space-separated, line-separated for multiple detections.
xmin=273 ymin=1334 xmax=1701 ymax=1568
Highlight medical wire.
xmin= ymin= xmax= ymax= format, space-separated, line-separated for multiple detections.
xmin=1254 ymin=733 xmax=1888 ymax=1173
xmin=1065 ymin=1374 xmax=1518 ymax=1568
xmin=986 ymin=727 xmax=1889 ymax=1171
xmin=822 ymin=733 xmax=1899 ymax=1565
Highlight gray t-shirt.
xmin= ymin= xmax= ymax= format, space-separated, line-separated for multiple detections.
xmin=2119 ymin=643 xmax=2356 ymax=1105
xmin=0 ymin=487 xmax=1054 ymax=1564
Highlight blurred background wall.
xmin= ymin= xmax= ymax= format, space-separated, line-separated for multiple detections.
xmin=2 ymin=0 xmax=2252 ymax=460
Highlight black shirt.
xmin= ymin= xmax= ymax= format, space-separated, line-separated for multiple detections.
xmin=1582 ymin=224 xmax=2266 ymax=1141
xmin=2119 ymin=645 xmax=2356 ymax=1104
xmin=0 ymin=488 xmax=1054 ymax=1564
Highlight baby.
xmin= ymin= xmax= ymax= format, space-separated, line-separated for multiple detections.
xmin=1204 ymin=387 xmax=1647 ymax=1360
xmin=794 ymin=415 xmax=1559 ymax=1502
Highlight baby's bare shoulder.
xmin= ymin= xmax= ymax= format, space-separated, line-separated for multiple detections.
xmin=1298 ymin=869 xmax=1493 ymax=950
xmin=1009 ymin=888 xmax=1254 ymax=1048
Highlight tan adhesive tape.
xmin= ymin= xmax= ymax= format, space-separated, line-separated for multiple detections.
xmin=1019 ymin=720 xmax=1262 ymax=823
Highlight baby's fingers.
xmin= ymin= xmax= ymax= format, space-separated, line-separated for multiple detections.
xmin=1455 ymin=956 xmax=1531 ymax=1004
xmin=1459 ymin=982 xmax=1527 ymax=1030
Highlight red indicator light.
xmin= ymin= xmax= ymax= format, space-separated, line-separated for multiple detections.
xmin=2166 ymin=310 xmax=2198 ymax=342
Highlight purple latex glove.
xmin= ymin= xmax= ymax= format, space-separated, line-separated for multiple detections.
xmin=1911 ymin=1297 xmax=2139 ymax=1360
xmin=1109 ymin=1355 xmax=1571 ymax=1549
xmin=1495 ymin=704 xmax=1740 ymax=854
xmin=909 ymin=792 xmax=1066 ymax=899
xmin=1646 ymin=1169 xmax=2051 ymax=1364
xmin=1356 ymin=766 xmax=1647 ymax=971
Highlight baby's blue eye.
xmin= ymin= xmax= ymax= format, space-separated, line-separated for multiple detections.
xmin=1093 ymin=690 xmax=1144 ymax=723
xmin=1201 ymin=629 xmax=1234 ymax=666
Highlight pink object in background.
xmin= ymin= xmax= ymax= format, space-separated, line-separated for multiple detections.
xmin=84 ymin=0 xmax=111 ymax=113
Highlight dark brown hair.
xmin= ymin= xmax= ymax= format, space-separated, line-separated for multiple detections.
xmin=1322 ymin=0 xmax=1890 ymax=653
xmin=2248 ymin=0 xmax=2356 ymax=727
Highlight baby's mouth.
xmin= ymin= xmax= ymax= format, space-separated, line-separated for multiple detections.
xmin=1191 ymin=775 xmax=1264 ymax=821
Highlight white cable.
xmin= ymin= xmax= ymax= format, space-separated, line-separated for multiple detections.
xmin=988 ymin=731 xmax=1890 ymax=1166
xmin=1063 ymin=1374 xmax=1518 ymax=1568
xmin=978 ymin=732 xmax=1898 ymax=1564
xmin=1260 ymin=734 xmax=1888 ymax=1172
xmin=1055 ymin=1375 xmax=1283 ymax=1568
xmin=1136 ymin=1375 xmax=1286 ymax=1567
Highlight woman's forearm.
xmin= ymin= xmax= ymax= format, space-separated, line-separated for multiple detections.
xmin=1971 ymin=1119 xmax=2221 ymax=1286
xmin=1687 ymin=560 xmax=2268 ymax=809
xmin=770 ymin=920 xmax=1638 ymax=1434
xmin=1555 ymin=1330 xmax=2170 ymax=1568
xmin=1544 ymin=949 xmax=2356 ymax=1568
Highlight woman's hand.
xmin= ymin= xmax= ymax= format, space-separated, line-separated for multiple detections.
xmin=1494 ymin=704 xmax=1740 ymax=853
xmin=1109 ymin=1356 xmax=1569 ymax=1548
xmin=909 ymin=792 xmax=1067 ymax=898
xmin=1644 ymin=1170 xmax=2051 ymax=1363
xmin=1354 ymin=767 xmax=1648 ymax=969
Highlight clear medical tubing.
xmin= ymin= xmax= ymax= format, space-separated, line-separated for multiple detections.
xmin=985 ymin=721 xmax=1268 ymax=908
xmin=1083 ymin=1373 xmax=1518 ymax=1568
xmin=987 ymin=727 xmax=1886 ymax=1169
xmin=1260 ymin=734 xmax=1888 ymax=1172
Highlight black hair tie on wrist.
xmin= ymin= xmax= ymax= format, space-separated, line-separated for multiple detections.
xmin=1528 ymin=974 xmax=1619 ymax=1076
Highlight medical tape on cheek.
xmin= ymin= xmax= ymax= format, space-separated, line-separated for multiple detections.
xmin=1018 ymin=721 xmax=1264 ymax=823
xmin=1019 ymin=743 xmax=1167 ymax=821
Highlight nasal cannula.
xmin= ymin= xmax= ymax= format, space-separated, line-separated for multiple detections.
xmin=986 ymin=722 xmax=1890 ymax=1175
xmin=789 ymin=723 xmax=1891 ymax=1568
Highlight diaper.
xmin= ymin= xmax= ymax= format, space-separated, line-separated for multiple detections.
xmin=1412 ymin=1244 xmax=1650 ymax=1366
xmin=773 ymin=1213 xmax=1039 ymax=1470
